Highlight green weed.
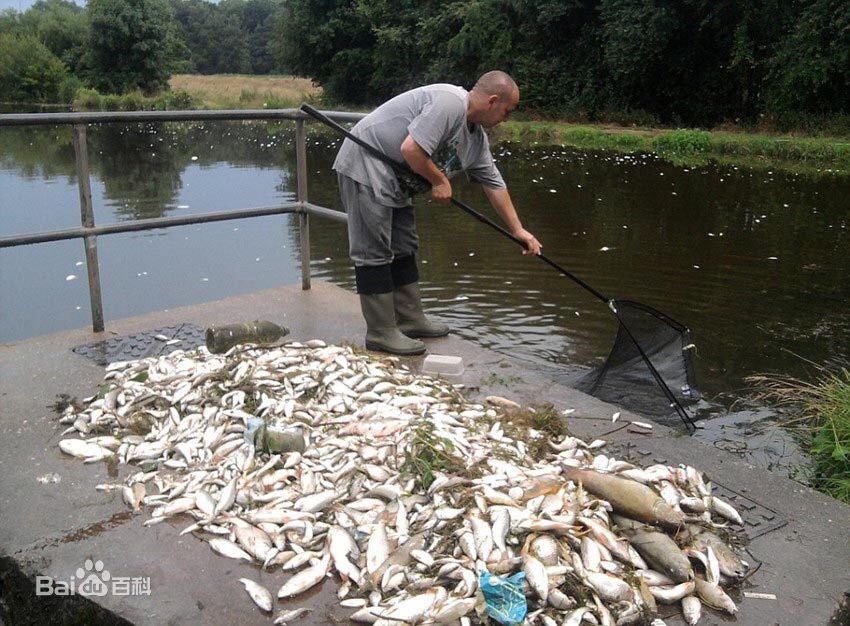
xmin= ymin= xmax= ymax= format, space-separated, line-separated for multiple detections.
xmin=401 ymin=419 xmax=465 ymax=490
xmin=653 ymin=129 xmax=712 ymax=154
xmin=749 ymin=366 xmax=850 ymax=503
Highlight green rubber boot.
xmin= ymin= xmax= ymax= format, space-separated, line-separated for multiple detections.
xmin=394 ymin=282 xmax=450 ymax=338
xmin=360 ymin=292 xmax=426 ymax=355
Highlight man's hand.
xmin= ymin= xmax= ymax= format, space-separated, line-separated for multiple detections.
xmin=513 ymin=228 xmax=542 ymax=256
xmin=430 ymin=179 xmax=452 ymax=204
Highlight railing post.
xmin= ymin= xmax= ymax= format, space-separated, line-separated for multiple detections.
xmin=295 ymin=117 xmax=310 ymax=290
xmin=72 ymin=124 xmax=104 ymax=333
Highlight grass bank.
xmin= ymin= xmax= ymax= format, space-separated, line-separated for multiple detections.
xmin=749 ymin=367 xmax=850 ymax=504
xmin=68 ymin=73 xmax=848 ymax=172
xmin=493 ymin=121 xmax=850 ymax=172
xmin=168 ymin=74 xmax=320 ymax=110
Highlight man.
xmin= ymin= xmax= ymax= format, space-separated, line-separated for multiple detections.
xmin=333 ymin=70 xmax=542 ymax=356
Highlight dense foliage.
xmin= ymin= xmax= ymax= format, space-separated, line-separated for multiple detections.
xmin=86 ymin=0 xmax=177 ymax=93
xmin=274 ymin=0 xmax=850 ymax=126
xmin=0 ymin=32 xmax=73 ymax=102
xmin=0 ymin=0 xmax=847 ymax=127
xmin=171 ymin=0 xmax=276 ymax=74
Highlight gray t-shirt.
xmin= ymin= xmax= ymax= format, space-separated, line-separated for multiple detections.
xmin=333 ymin=84 xmax=506 ymax=207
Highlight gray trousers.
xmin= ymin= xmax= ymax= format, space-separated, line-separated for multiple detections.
xmin=338 ymin=174 xmax=418 ymax=267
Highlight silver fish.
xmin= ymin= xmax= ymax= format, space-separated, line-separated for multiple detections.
xmin=239 ymin=578 xmax=273 ymax=612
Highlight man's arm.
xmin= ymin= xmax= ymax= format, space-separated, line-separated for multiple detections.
xmin=482 ymin=185 xmax=542 ymax=256
xmin=400 ymin=135 xmax=452 ymax=204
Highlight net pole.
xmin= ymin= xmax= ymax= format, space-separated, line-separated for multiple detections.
xmin=300 ymin=103 xmax=696 ymax=430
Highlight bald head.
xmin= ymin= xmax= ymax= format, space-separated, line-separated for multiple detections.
xmin=472 ymin=71 xmax=518 ymax=101
xmin=468 ymin=70 xmax=519 ymax=129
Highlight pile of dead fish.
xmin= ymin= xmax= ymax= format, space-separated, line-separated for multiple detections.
xmin=57 ymin=341 xmax=750 ymax=625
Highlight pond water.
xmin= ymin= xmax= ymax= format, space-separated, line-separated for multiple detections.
xmin=1 ymin=119 xmax=848 ymax=471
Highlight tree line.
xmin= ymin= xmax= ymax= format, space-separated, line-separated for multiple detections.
xmin=1 ymin=0 xmax=847 ymax=128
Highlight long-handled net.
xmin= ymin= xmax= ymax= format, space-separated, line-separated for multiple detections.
xmin=300 ymin=104 xmax=699 ymax=431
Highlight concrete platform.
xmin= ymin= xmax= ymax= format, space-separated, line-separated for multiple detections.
xmin=1 ymin=281 xmax=848 ymax=626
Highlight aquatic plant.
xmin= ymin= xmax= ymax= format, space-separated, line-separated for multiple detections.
xmin=749 ymin=365 xmax=850 ymax=503
xmin=401 ymin=419 xmax=465 ymax=490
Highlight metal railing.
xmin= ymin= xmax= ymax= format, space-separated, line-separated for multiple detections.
xmin=0 ymin=108 xmax=363 ymax=332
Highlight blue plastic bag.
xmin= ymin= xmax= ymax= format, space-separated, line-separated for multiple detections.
xmin=479 ymin=571 xmax=527 ymax=626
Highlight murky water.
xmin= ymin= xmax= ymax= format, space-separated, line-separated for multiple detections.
xmin=1 ymin=120 xmax=847 ymax=469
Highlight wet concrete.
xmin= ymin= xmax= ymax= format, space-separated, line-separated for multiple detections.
xmin=1 ymin=281 xmax=849 ymax=625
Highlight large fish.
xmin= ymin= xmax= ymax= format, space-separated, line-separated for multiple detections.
xmin=563 ymin=468 xmax=684 ymax=529
xmin=613 ymin=516 xmax=693 ymax=582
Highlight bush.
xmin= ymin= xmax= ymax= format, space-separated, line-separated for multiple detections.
xmin=57 ymin=74 xmax=84 ymax=104
xmin=72 ymin=86 xmax=103 ymax=110
xmin=0 ymin=32 xmax=70 ymax=103
xmin=653 ymin=129 xmax=712 ymax=154
xmin=153 ymin=89 xmax=196 ymax=110
xmin=73 ymin=86 xmax=197 ymax=111
xmin=117 ymin=90 xmax=147 ymax=111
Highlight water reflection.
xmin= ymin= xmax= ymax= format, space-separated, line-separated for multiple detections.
xmin=1 ymin=122 xmax=848 ymax=429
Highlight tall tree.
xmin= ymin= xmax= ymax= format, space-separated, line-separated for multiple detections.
xmin=85 ymin=0 xmax=177 ymax=93
xmin=270 ymin=0 xmax=377 ymax=102
xmin=764 ymin=0 xmax=850 ymax=117
xmin=0 ymin=33 xmax=70 ymax=102
xmin=22 ymin=0 xmax=89 ymax=72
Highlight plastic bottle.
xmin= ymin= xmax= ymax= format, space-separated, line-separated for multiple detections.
xmin=264 ymin=424 xmax=306 ymax=453
xmin=205 ymin=320 xmax=289 ymax=354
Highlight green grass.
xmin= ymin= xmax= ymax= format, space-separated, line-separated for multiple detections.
xmin=72 ymin=87 xmax=197 ymax=111
xmin=64 ymin=74 xmax=849 ymax=173
xmin=749 ymin=366 xmax=850 ymax=503
xmin=168 ymin=74 xmax=320 ymax=110
xmin=494 ymin=120 xmax=850 ymax=173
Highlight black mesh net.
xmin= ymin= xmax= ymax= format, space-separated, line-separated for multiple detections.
xmin=574 ymin=300 xmax=699 ymax=424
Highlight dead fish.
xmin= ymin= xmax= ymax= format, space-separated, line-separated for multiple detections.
xmin=273 ymin=608 xmax=312 ymax=625
xmin=522 ymin=554 xmax=549 ymax=602
xmin=362 ymin=532 xmax=427 ymax=592
xmin=122 ymin=482 xmax=146 ymax=511
xmin=209 ymin=538 xmax=252 ymax=562
xmin=374 ymin=587 xmax=444 ymax=624
xmin=239 ymin=578 xmax=273 ymax=612
xmin=687 ymin=526 xmax=748 ymax=578
xmin=429 ymin=597 xmax=476 ymax=623
xmin=622 ymin=525 xmax=693 ymax=583
xmin=564 ymin=467 xmax=684 ymax=529
xmin=328 ymin=525 xmax=362 ymax=585
xmin=649 ymin=580 xmax=696 ymax=604
xmin=277 ymin=554 xmax=330 ymax=598
xmin=711 ymin=496 xmax=744 ymax=525
xmin=213 ymin=477 xmax=238 ymax=516
xmin=366 ymin=522 xmax=390 ymax=576
xmin=486 ymin=395 xmax=521 ymax=409
xmin=235 ymin=524 xmax=274 ymax=561
xmin=585 ymin=571 xmax=632 ymax=603
xmin=694 ymin=577 xmax=737 ymax=614
xmin=59 ymin=439 xmax=114 ymax=460
xmin=682 ymin=595 xmax=702 ymax=625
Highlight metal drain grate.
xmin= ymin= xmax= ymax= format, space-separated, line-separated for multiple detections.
xmin=72 ymin=323 xmax=206 ymax=366
xmin=606 ymin=442 xmax=787 ymax=539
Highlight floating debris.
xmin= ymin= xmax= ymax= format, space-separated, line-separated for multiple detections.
xmin=37 ymin=473 xmax=62 ymax=484
xmin=56 ymin=342 xmax=749 ymax=624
